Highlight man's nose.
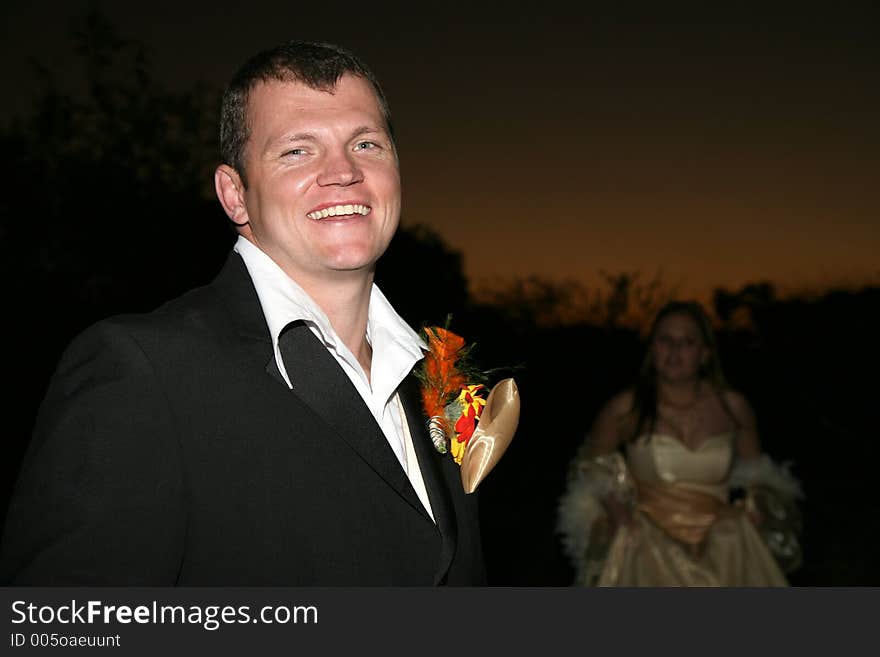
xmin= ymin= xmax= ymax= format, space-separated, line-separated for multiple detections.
xmin=316 ymin=150 xmax=364 ymax=187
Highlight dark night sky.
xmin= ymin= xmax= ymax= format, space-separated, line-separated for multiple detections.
xmin=3 ymin=1 xmax=878 ymax=301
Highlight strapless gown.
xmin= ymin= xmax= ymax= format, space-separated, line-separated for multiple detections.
xmin=597 ymin=433 xmax=788 ymax=586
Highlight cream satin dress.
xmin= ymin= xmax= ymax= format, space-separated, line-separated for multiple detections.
xmin=597 ymin=433 xmax=788 ymax=587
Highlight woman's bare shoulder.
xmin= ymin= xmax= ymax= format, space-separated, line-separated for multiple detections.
xmin=720 ymin=387 xmax=757 ymax=427
xmin=602 ymin=388 xmax=635 ymax=419
xmin=720 ymin=387 xmax=762 ymax=456
xmin=585 ymin=389 xmax=636 ymax=455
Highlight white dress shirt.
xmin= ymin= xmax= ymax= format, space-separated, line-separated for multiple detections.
xmin=233 ymin=236 xmax=434 ymax=521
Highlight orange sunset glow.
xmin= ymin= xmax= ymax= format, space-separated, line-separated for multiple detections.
xmin=4 ymin=3 xmax=877 ymax=307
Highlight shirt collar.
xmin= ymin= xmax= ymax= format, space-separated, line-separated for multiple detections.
xmin=234 ymin=235 xmax=425 ymax=392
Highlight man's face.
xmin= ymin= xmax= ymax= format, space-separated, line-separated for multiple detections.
xmin=225 ymin=74 xmax=400 ymax=285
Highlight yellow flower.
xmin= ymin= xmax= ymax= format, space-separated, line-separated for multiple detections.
xmin=456 ymin=385 xmax=487 ymax=416
xmin=450 ymin=385 xmax=487 ymax=465
xmin=451 ymin=435 xmax=467 ymax=465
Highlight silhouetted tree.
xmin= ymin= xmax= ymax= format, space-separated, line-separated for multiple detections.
xmin=473 ymin=270 xmax=676 ymax=331
xmin=1 ymin=8 xmax=229 ymax=331
xmin=1 ymin=10 xmax=232 ymax=515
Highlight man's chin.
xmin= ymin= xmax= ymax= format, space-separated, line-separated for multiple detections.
xmin=321 ymin=247 xmax=387 ymax=273
xmin=322 ymin=259 xmax=380 ymax=278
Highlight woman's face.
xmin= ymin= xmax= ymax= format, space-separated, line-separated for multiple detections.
xmin=651 ymin=313 xmax=709 ymax=384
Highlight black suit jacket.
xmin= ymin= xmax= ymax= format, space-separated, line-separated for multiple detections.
xmin=0 ymin=253 xmax=486 ymax=585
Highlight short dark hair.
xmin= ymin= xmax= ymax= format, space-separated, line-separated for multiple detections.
xmin=219 ymin=40 xmax=393 ymax=186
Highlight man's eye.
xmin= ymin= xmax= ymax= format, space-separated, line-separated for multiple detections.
xmin=283 ymin=148 xmax=306 ymax=157
xmin=355 ymin=141 xmax=377 ymax=150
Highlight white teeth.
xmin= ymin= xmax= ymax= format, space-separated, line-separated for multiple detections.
xmin=307 ymin=204 xmax=371 ymax=220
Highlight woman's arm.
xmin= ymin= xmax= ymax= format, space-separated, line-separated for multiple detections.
xmin=585 ymin=389 xmax=633 ymax=456
xmin=583 ymin=390 xmax=635 ymax=527
xmin=724 ymin=389 xmax=762 ymax=461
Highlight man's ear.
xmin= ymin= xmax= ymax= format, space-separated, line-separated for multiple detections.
xmin=214 ymin=164 xmax=249 ymax=227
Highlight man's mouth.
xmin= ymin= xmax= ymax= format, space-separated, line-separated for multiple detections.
xmin=306 ymin=204 xmax=371 ymax=221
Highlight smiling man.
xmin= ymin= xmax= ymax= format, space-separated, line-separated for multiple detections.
xmin=0 ymin=41 xmax=486 ymax=585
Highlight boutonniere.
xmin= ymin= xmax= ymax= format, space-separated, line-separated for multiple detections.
xmin=415 ymin=324 xmax=520 ymax=493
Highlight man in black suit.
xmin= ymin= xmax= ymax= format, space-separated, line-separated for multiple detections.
xmin=0 ymin=41 xmax=485 ymax=585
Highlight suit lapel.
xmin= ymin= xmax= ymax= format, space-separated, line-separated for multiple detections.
xmin=277 ymin=321 xmax=430 ymax=521
xmin=399 ymin=374 xmax=458 ymax=584
xmin=212 ymin=254 xmax=455 ymax=578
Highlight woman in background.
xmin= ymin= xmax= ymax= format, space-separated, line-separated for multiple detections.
xmin=556 ymin=301 xmax=802 ymax=586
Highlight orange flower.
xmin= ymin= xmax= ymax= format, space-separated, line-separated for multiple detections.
xmin=426 ymin=327 xmax=465 ymax=363
xmin=417 ymin=324 xmax=488 ymax=459
xmin=419 ymin=327 xmax=468 ymax=423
